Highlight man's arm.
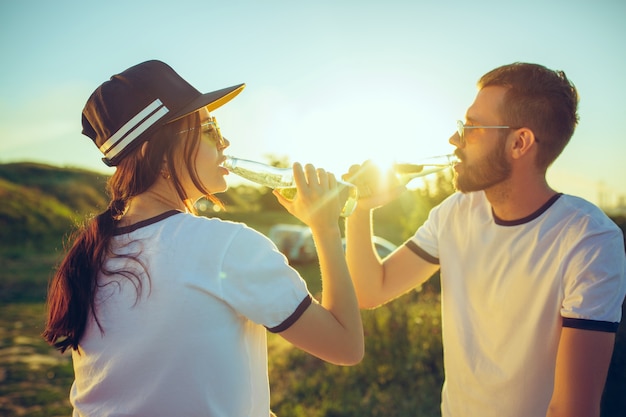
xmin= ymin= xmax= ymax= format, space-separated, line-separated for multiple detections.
xmin=547 ymin=326 xmax=616 ymax=417
xmin=344 ymin=207 xmax=439 ymax=309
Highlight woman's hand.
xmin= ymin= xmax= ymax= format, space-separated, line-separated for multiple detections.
xmin=273 ymin=162 xmax=342 ymax=230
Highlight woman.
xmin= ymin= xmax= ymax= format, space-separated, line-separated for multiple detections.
xmin=43 ymin=60 xmax=363 ymax=417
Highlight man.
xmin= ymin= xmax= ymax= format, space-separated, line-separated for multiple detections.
xmin=344 ymin=62 xmax=626 ymax=417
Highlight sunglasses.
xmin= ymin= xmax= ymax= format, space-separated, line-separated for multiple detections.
xmin=456 ymin=120 xmax=512 ymax=142
xmin=456 ymin=120 xmax=537 ymax=144
xmin=178 ymin=116 xmax=226 ymax=148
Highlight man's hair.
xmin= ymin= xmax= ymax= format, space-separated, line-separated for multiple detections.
xmin=478 ymin=62 xmax=579 ymax=170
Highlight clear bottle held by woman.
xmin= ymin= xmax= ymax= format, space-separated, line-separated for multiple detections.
xmin=222 ymin=156 xmax=358 ymax=217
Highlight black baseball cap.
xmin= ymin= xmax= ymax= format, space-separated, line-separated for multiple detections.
xmin=81 ymin=60 xmax=245 ymax=166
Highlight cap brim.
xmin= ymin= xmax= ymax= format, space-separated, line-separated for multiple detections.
xmin=168 ymin=83 xmax=245 ymax=122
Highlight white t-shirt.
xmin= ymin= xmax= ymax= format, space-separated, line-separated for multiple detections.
xmin=408 ymin=192 xmax=626 ymax=417
xmin=70 ymin=211 xmax=310 ymax=417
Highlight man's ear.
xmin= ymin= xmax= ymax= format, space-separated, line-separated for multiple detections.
xmin=510 ymin=128 xmax=537 ymax=160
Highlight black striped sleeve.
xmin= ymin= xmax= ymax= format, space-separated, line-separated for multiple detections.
xmin=562 ymin=317 xmax=620 ymax=333
xmin=405 ymin=240 xmax=440 ymax=265
xmin=266 ymin=294 xmax=313 ymax=333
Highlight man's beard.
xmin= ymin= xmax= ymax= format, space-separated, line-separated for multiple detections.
xmin=455 ymin=142 xmax=511 ymax=193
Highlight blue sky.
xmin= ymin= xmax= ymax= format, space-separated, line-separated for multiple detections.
xmin=1 ymin=0 xmax=625 ymax=207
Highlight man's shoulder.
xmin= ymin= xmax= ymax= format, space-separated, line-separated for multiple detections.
xmin=555 ymin=194 xmax=618 ymax=228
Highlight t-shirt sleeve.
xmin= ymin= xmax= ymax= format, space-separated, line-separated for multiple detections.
xmin=409 ymin=209 xmax=440 ymax=262
xmin=218 ymin=226 xmax=311 ymax=331
xmin=405 ymin=194 xmax=458 ymax=264
xmin=561 ymin=222 xmax=626 ymax=332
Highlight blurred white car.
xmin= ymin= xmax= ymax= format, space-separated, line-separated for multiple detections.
xmin=268 ymin=224 xmax=397 ymax=264
xmin=268 ymin=224 xmax=318 ymax=263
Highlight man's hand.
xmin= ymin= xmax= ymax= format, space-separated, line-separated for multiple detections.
xmin=343 ymin=160 xmax=405 ymax=211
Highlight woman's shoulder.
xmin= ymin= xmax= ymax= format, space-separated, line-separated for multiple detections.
xmin=174 ymin=214 xmax=282 ymax=266
xmin=174 ymin=212 xmax=244 ymax=231
xmin=173 ymin=213 xmax=268 ymax=240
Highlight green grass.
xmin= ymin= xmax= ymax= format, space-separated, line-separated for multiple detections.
xmin=0 ymin=303 xmax=73 ymax=417
xmin=268 ymin=289 xmax=444 ymax=417
xmin=0 ymin=208 xmax=342 ymax=416
xmin=2 ymin=208 xmax=626 ymax=416
xmin=0 ymin=162 xmax=624 ymax=416
xmin=0 ymin=244 xmax=63 ymax=303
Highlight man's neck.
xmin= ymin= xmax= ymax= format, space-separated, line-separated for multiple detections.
xmin=484 ymin=176 xmax=557 ymax=222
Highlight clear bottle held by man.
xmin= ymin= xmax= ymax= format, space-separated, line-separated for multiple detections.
xmin=222 ymin=156 xmax=359 ymax=217
xmin=352 ymin=154 xmax=459 ymax=199
xmin=392 ymin=154 xmax=459 ymax=185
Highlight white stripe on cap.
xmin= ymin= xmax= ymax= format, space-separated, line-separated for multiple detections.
xmin=99 ymin=99 xmax=169 ymax=160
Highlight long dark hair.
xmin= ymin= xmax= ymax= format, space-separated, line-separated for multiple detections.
xmin=43 ymin=111 xmax=220 ymax=352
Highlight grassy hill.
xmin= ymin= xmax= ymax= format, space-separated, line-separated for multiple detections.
xmin=0 ymin=162 xmax=109 ymax=248
xmin=0 ymin=162 xmax=301 ymax=302
xmin=0 ymin=163 xmax=110 ymax=302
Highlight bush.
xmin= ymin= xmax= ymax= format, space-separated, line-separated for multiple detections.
xmin=269 ymin=288 xmax=444 ymax=417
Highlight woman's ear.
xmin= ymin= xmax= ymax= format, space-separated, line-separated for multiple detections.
xmin=140 ymin=141 xmax=149 ymax=158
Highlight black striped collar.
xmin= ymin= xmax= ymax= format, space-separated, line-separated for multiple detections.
xmin=114 ymin=210 xmax=182 ymax=235
xmin=493 ymin=193 xmax=563 ymax=226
